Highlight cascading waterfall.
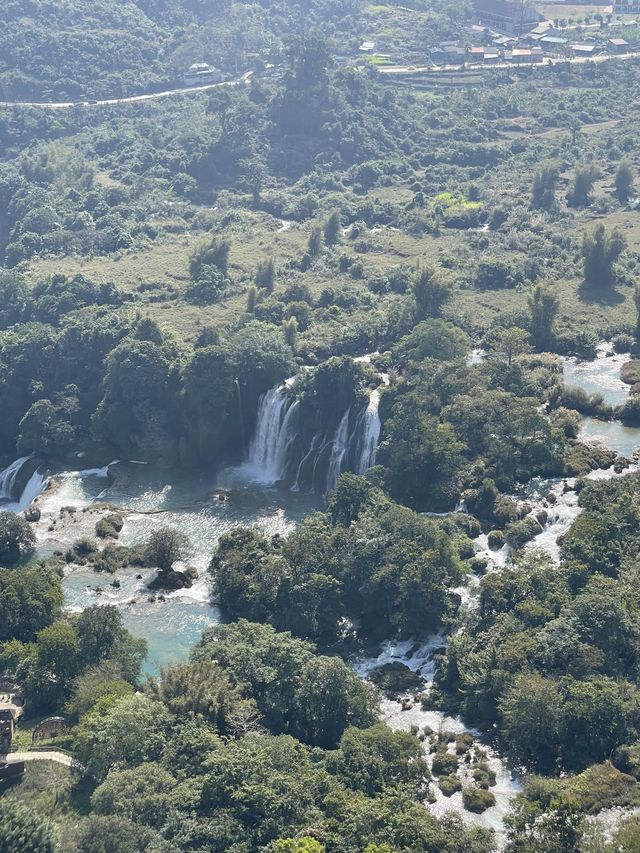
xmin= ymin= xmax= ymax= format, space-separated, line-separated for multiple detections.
xmin=326 ymin=408 xmax=352 ymax=493
xmin=246 ymin=386 xmax=299 ymax=484
xmin=11 ymin=470 xmax=47 ymax=512
xmin=355 ymin=389 xmax=381 ymax=474
xmin=0 ymin=457 xmax=30 ymax=500
xmin=291 ymin=434 xmax=322 ymax=492
xmin=244 ymin=377 xmax=385 ymax=492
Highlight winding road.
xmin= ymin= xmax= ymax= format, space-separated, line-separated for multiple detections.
xmin=1 ymin=48 xmax=638 ymax=110
xmin=0 ymin=72 xmax=253 ymax=110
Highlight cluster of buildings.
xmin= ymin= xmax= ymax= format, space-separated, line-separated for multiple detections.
xmin=425 ymin=0 xmax=634 ymax=67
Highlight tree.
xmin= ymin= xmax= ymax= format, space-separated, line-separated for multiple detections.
xmin=567 ymin=164 xmax=599 ymax=207
xmin=0 ymin=564 xmax=62 ymax=642
xmin=35 ymin=619 xmax=80 ymax=685
xmin=531 ymin=166 xmax=558 ymax=210
xmin=307 ymin=225 xmax=323 ymax=256
xmin=413 ymin=265 xmax=452 ymax=319
xmin=91 ymin=339 xmax=178 ymax=461
xmin=323 ymin=210 xmax=341 ymax=245
xmin=255 ymin=257 xmax=275 ymax=291
xmin=559 ymin=677 xmax=628 ymax=770
xmin=145 ymin=659 xmax=245 ymax=733
xmin=193 ymin=620 xmax=314 ymax=734
xmin=91 ymin=763 xmax=176 ymax=829
xmin=394 ymin=319 xmax=469 ymax=363
xmin=0 ymin=799 xmax=57 ymax=853
xmin=0 ymin=510 xmax=36 ymax=565
xmin=582 ymin=223 xmax=626 ymax=287
xmin=283 ymin=316 xmax=298 ymax=350
xmin=0 ymin=270 xmax=31 ymax=328
xmin=75 ymin=815 xmax=170 ymax=853
xmin=326 ymin=473 xmax=373 ymax=527
xmin=500 ymin=674 xmax=562 ymax=773
xmin=74 ymin=694 xmax=170 ymax=781
xmin=182 ymin=344 xmax=234 ymax=465
xmin=327 ymin=724 xmax=427 ymax=796
xmin=381 ymin=402 xmax=465 ymax=511
xmin=488 ymin=326 xmax=531 ymax=367
xmin=185 ymin=265 xmax=230 ymax=305
xmin=145 ymin=527 xmax=190 ymax=573
xmin=528 ymin=283 xmax=559 ymax=352
xmin=67 ymin=663 xmax=134 ymax=719
xmin=273 ymin=839 xmax=324 ymax=853
xmin=190 ymin=237 xmax=231 ymax=278
xmin=75 ymin=605 xmax=146 ymax=682
xmin=615 ymin=160 xmax=634 ymax=202
xmin=17 ymin=398 xmax=75 ymax=457
xmin=246 ymin=285 xmax=258 ymax=313
xmin=240 ymin=158 xmax=267 ymax=206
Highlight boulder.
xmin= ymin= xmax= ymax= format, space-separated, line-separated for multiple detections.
xmin=147 ymin=568 xmax=193 ymax=591
xmin=23 ymin=506 xmax=41 ymax=523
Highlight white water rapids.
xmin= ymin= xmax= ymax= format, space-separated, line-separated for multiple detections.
xmin=353 ymin=345 xmax=640 ymax=847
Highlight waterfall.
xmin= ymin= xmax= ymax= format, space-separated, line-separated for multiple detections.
xmin=291 ymin=434 xmax=322 ymax=492
xmin=11 ymin=471 xmax=47 ymax=512
xmin=0 ymin=457 xmax=30 ymax=500
xmin=246 ymin=386 xmax=299 ymax=484
xmin=356 ymin=389 xmax=382 ymax=474
xmin=326 ymin=408 xmax=352 ymax=493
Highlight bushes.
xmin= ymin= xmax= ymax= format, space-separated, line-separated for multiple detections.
xmin=504 ymin=516 xmax=541 ymax=550
xmin=439 ymin=775 xmax=462 ymax=796
xmin=473 ymin=258 xmax=524 ymax=290
xmin=462 ymin=786 xmax=496 ymax=813
xmin=431 ymin=750 xmax=459 ymax=776
xmin=96 ymin=513 xmax=124 ymax=539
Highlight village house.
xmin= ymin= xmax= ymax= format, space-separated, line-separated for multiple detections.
xmin=539 ymin=34 xmax=568 ymax=52
xmin=608 ymin=37 xmax=630 ymax=53
xmin=571 ymin=42 xmax=598 ymax=57
xmin=507 ymin=46 xmax=544 ymax=63
xmin=183 ymin=63 xmax=222 ymax=87
xmin=468 ymin=46 xmax=486 ymax=61
xmin=474 ymin=0 xmax=543 ymax=35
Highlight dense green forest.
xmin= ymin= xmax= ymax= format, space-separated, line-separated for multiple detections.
xmin=5 ymin=0 xmax=640 ymax=850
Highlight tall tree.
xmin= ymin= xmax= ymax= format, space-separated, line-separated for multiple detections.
xmin=528 ymin=283 xmax=559 ymax=352
xmin=615 ymin=159 xmax=634 ymax=202
xmin=582 ymin=224 xmax=626 ymax=287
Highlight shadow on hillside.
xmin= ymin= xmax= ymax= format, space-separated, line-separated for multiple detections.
xmin=577 ymin=279 xmax=626 ymax=306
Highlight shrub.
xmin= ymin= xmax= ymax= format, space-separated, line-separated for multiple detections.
xmin=462 ymin=786 xmax=496 ymax=813
xmin=96 ymin=514 xmax=124 ymax=539
xmin=504 ymin=516 xmax=541 ymax=550
xmin=613 ymin=333 xmax=634 ymax=354
xmin=432 ymin=750 xmax=459 ymax=776
xmin=439 ymin=775 xmax=462 ymax=796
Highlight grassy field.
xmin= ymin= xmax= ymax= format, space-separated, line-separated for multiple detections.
xmin=535 ymin=3 xmax=612 ymax=19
